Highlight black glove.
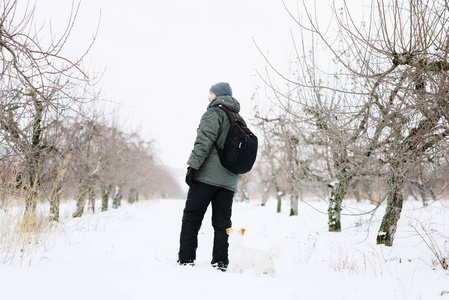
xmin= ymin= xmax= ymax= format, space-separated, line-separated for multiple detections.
xmin=185 ymin=166 xmax=197 ymax=187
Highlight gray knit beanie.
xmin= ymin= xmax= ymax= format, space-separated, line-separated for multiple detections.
xmin=210 ymin=82 xmax=232 ymax=97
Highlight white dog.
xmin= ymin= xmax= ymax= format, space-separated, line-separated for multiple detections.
xmin=227 ymin=228 xmax=279 ymax=277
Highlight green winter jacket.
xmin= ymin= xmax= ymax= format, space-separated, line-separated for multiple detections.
xmin=187 ymin=95 xmax=241 ymax=192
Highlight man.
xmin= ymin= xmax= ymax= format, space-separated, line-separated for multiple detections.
xmin=178 ymin=82 xmax=241 ymax=272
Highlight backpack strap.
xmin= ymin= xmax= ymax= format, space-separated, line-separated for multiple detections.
xmin=214 ymin=105 xmax=252 ymax=154
xmin=218 ymin=105 xmax=247 ymax=127
xmin=219 ymin=105 xmax=254 ymax=136
xmin=214 ymin=105 xmax=237 ymax=155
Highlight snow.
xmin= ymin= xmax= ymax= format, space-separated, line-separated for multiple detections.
xmin=1 ymin=198 xmax=448 ymax=300
xmin=328 ymin=179 xmax=340 ymax=188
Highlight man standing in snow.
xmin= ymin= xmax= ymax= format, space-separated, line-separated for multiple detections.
xmin=178 ymin=82 xmax=241 ymax=272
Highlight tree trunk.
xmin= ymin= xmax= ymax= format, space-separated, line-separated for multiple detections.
xmin=419 ymin=186 xmax=428 ymax=207
xmin=328 ymin=179 xmax=348 ymax=232
xmin=49 ymin=183 xmax=63 ymax=222
xmin=261 ymin=180 xmax=271 ymax=206
xmin=73 ymin=184 xmax=88 ymax=218
xmin=275 ymin=185 xmax=283 ymax=213
xmin=87 ymin=186 xmax=95 ymax=213
xmin=237 ymin=175 xmax=250 ymax=203
xmin=128 ymin=188 xmax=137 ymax=203
xmin=416 ymin=180 xmax=433 ymax=207
xmin=49 ymin=154 xmax=71 ymax=221
xmin=376 ymin=174 xmax=404 ymax=246
xmin=24 ymin=185 xmax=38 ymax=215
xmin=290 ymin=192 xmax=298 ymax=216
xmin=24 ymin=155 xmax=38 ymax=215
xmin=101 ymin=184 xmax=111 ymax=211
xmin=352 ymin=181 xmax=361 ymax=202
xmin=25 ymin=96 xmax=44 ymax=215
xmin=113 ymin=185 xmax=122 ymax=209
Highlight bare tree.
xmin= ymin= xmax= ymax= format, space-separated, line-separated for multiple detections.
xmin=0 ymin=1 xmax=184 ymax=238
xmin=0 ymin=0 xmax=97 ymax=216
xmin=254 ymin=113 xmax=286 ymax=212
xmin=257 ymin=0 xmax=449 ymax=245
xmin=70 ymin=118 xmax=99 ymax=218
xmin=313 ymin=0 xmax=449 ymax=245
xmin=254 ymin=105 xmax=307 ymax=215
xmin=65 ymin=114 xmax=183 ymax=217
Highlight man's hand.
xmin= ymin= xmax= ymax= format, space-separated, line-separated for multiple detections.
xmin=185 ymin=166 xmax=197 ymax=186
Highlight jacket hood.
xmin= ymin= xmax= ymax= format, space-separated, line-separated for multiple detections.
xmin=208 ymin=95 xmax=240 ymax=113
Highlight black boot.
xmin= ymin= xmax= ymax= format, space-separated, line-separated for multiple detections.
xmin=178 ymin=259 xmax=195 ymax=267
xmin=212 ymin=262 xmax=227 ymax=272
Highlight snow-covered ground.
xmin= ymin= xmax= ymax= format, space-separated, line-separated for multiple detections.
xmin=0 ymin=197 xmax=448 ymax=300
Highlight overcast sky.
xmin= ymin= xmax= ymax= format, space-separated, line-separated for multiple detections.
xmin=30 ymin=0 xmax=364 ymax=170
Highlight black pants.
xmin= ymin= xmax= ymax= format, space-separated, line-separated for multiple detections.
xmin=178 ymin=181 xmax=234 ymax=265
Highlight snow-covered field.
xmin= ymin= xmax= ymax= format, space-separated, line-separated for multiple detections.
xmin=0 ymin=197 xmax=448 ymax=300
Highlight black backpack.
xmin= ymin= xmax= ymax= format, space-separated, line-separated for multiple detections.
xmin=215 ymin=105 xmax=258 ymax=174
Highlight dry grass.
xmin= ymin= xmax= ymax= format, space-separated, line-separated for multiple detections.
xmin=412 ymin=223 xmax=449 ymax=271
xmin=296 ymin=233 xmax=318 ymax=263
xmin=0 ymin=198 xmax=55 ymax=265
xmin=331 ymin=247 xmax=360 ymax=275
